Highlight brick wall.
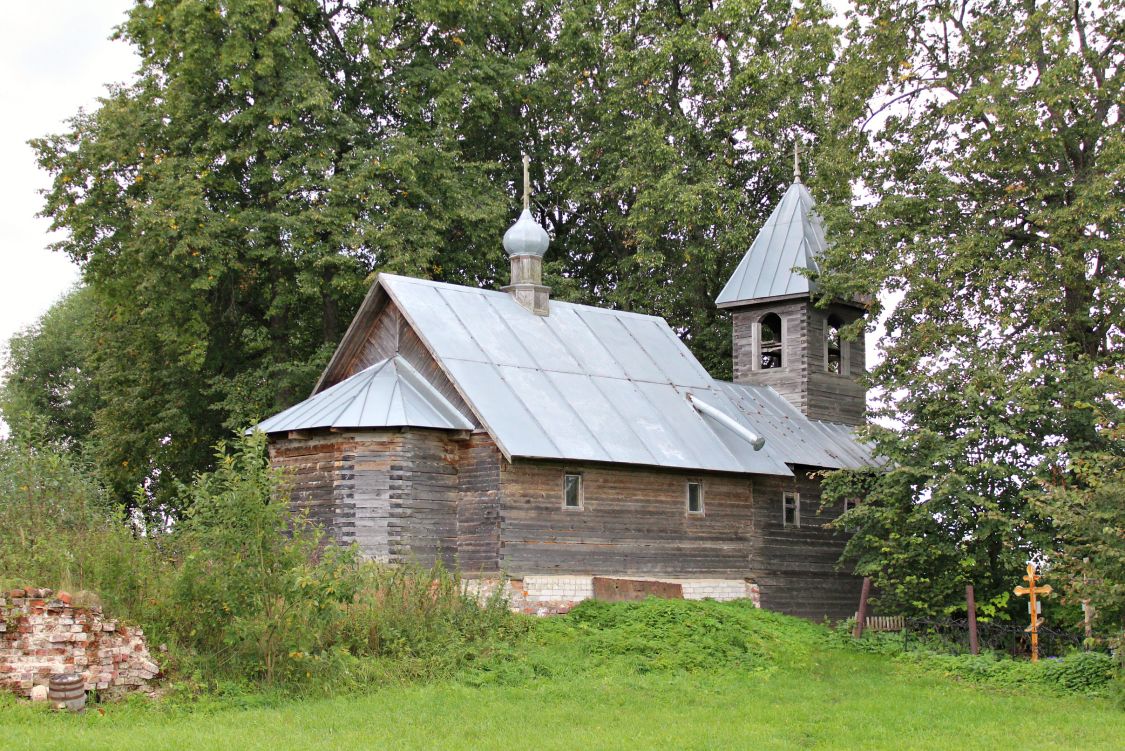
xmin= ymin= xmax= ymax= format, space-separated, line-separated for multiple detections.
xmin=466 ymin=575 xmax=760 ymax=616
xmin=0 ymin=588 xmax=159 ymax=698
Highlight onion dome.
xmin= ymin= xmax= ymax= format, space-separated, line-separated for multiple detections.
xmin=502 ymin=208 xmax=550 ymax=257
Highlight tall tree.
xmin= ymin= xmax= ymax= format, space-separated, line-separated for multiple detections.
xmin=818 ymin=0 xmax=1123 ymax=618
xmin=32 ymin=0 xmax=523 ymax=515
xmin=531 ymin=0 xmax=839 ymax=374
xmin=33 ymin=0 xmax=840 ymax=518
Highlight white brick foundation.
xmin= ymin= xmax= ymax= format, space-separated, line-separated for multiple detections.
xmin=466 ymin=575 xmax=760 ymax=615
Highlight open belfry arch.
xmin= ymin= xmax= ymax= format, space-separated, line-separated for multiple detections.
xmin=256 ymin=152 xmax=874 ymax=619
xmin=715 ymin=146 xmax=867 ymax=425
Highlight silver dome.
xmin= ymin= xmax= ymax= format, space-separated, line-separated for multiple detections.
xmin=502 ymin=209 xmax=550 ymax=257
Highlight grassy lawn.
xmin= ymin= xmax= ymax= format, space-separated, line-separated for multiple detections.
xmin=3 ymin=649 xmax=1121 ymax=750
xmin=2 ymin=601 xmax=1121 ymax=750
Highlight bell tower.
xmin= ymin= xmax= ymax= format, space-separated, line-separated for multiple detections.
xmin=716 ymin=152 xmax=866 ymax=425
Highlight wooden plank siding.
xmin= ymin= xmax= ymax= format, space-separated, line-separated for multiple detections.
xmin=270 ymin=435 xmax=357 ymax=546
xmin=456 ymin=433 xmax=502 ymax=573
xmin=732 ymin=300 xmax=866 ymax=426
xmin=270 ymin=429 xmax=452 ymax=566
xmin=748 ymin=467 xmax=863 ymax=621
xmin=732 ymin=300 xmax=809 ymax=413
xmin=497 ymin=459 xmax=755 ymax=576
xmin=495 ymin=458 xmax=860 ymax=620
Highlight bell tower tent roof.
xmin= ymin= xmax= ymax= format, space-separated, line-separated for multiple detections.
xmin=715 ymin=179 xmax=827 ymax=308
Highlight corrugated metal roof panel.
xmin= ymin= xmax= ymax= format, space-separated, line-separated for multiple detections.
xmin=380 ymin=274 xmax=814 ymax=476
xmin=710 ymin=379 xmax=874 ymax=469
xmin=544 ymin=371 xmax=659 ymax=465
xmin=715 ymin=181 xmax=826 ymax=307
xmin=255 ymin=356 xmax=473 ymax=434
xmin=543 ymin=304 xmax=631 ymax=379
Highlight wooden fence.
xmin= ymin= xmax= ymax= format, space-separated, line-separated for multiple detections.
xmin=855 ymin=614 xmax=905 ymax=632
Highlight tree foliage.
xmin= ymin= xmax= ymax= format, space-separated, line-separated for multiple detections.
xmin=820 ymin=0 xmax=1123 ymax=619
xmin=1 ymin=287 xmax=102 ymax=451
xmin=27 ymin=0 xmax=840 ymax=517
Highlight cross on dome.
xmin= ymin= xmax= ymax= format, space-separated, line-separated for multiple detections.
xmin=502 ymin=152 xmax=550 ymax=258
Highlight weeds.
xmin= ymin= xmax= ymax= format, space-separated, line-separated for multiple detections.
xmin=0 ymin=433 xmax=524 ymax=695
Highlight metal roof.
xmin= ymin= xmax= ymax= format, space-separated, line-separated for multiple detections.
xmin=366 ymin=274 xmax=870 ymax=476
xmin=710 ymin=380 xmax=874 ymax=469
xmin=715 ymin=180 xmax=826 ymax=308
xmin=255 ymin=355 xmax=474 ymax=434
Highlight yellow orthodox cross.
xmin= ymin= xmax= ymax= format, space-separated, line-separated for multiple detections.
xmin=1013 ymin=563 xmax=1052 ymax=662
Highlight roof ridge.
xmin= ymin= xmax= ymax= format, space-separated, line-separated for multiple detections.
xmin=379 ymin=273 xmax=668 ymax=322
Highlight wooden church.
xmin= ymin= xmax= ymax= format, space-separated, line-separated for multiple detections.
xmin=256 ymin=159 xmax=873 ymax=620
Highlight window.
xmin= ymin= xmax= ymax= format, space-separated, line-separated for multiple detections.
xmin=759 ymin=313 xmax=783 ymax=369
xmin=826 ymin=315 xmax=844 ymax=374
xmin=563 ymin=472 xmax=583 ymax=509
xmin=686 ymin=481 xmax=704 ymax=514
xmin=782 ymin=492 xmax=800 ymax=527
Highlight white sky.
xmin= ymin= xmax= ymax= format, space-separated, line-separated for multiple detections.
xmin=0 ymin=1 xmax=886 ymax=437
xmin=0 ymin=1 xmax=137 ymax=356
xmin=0 ymin=2 xmax=137 ymax=436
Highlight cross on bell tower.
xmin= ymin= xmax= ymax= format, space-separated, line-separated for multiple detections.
xmin=714 ymin=146 xmax=867 ymax=425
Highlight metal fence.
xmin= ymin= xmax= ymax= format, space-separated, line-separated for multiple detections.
xmin=899 ymin=617 xmax=1085 ymax=658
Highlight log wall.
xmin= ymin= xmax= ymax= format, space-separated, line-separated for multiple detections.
xmin=748 ymin=466 xmax=863 ymax=621
xmin=496 ymin=458 xmax=861 ymax=620
xmin=269 ymin=435 xmax=356 ymax=546
xmin=456 ymin=433 xmax=502 ymax=573
xmin=498 ymin=460 xmax=755 ymax=576
xmin=732 ymin=299 xmax=866 ymax=426
xmin=270 ymin=428 xmax=464 ymax=567
xmin=269 ymin=435 xmax=862 ymax=620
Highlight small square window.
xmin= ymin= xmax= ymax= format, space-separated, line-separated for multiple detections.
xmin=563 ymin=473 xmax=582 ymax=508
xmin=686 ymin=481 xmax=704 ymax=514
xmin=783 ymin=492 xmax=800 ymax=527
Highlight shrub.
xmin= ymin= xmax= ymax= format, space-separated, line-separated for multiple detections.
xmin=0 ymin=438 xmax=161 ymax=617
xmin=923 ymin=651 xmax=1118 ymax=696
xmin=832 ymin=619 xmax=1119 ymax=696
xmin=537 ymin=598 xmax=827 ymax=674
xmin=1041 ymin=652 xmax=1119 ymax=695
xmin=147 ymin=433 xmax=523 ymax=691
xmin=149 ymin=433 xmax=346 ymax=683
xmin=1 ymin=432 xmax=526 ymax=695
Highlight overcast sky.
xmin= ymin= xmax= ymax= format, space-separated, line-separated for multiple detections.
xmin=1 ymin=1 xmax=884 ymax=437
xmin=0 ymin=2 xmax=137 ymax=356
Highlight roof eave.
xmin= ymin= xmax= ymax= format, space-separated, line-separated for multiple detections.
xmin=501 ymin=451 xmax=795 ymax=478
xmin=715 ymin=291 xmax=814 ymax=310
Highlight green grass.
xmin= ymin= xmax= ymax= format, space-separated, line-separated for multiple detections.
xmin=2 ymin=600 xmax=1121 ymax=750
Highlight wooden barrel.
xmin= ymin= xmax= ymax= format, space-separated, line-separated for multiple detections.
xmin=48 ymin=673 xmax=86 ymax=712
